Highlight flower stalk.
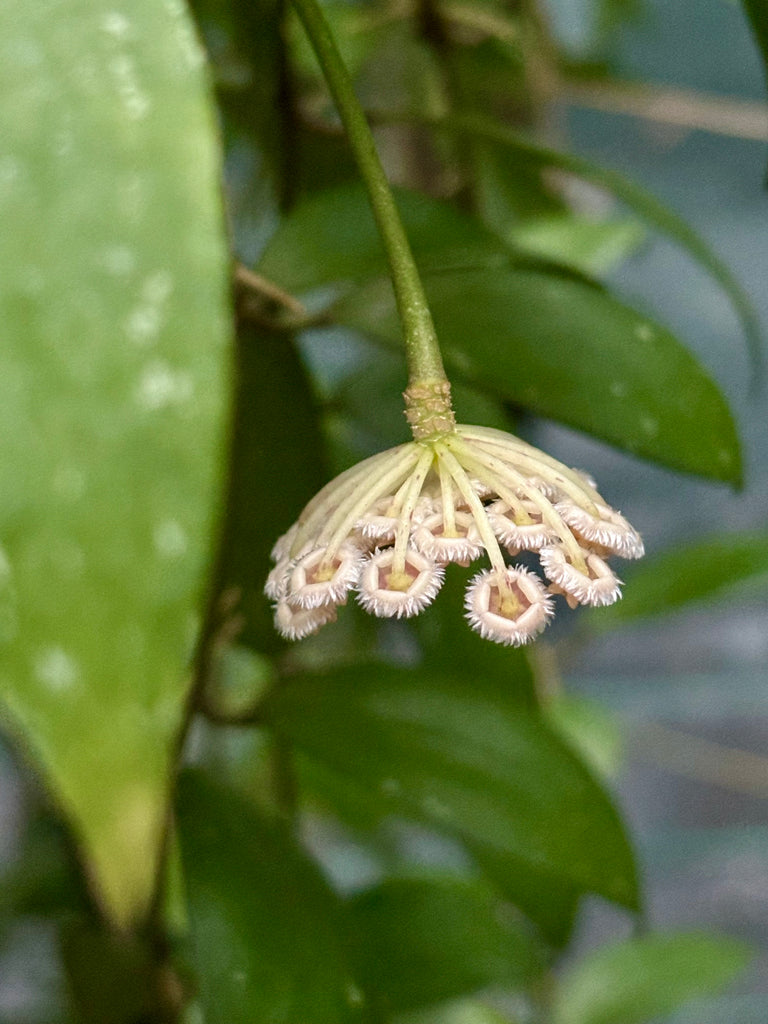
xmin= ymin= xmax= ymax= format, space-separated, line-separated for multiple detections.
xmin=268 ymin=1 xmax=645 ymax=646
xmin=290 ymin=0 xmax=454 ymax=432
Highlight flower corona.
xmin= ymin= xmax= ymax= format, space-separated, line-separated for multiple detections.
xmin=265 ymin=422 xmax=643 ymax=646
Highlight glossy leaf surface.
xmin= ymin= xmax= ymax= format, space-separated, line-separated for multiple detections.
xmin=349 ymin=876 xmax=541 ymax=1014
xmin=0 ymin=0 xmax=231 ymax=926
xmin=258 ymin=182 xmax=512 ymax=291
xmin=262 ymin=666 xmax=639 ymax=907
xmin=177 ymin=770 xmax=364 ymax=1024
xmin=259 ymin=182 xmax=740 ymax=481
xmin=431 ymin=113 xmax=762 ymax=372
xmin=334 ymin=268 xmax=741 ymax=482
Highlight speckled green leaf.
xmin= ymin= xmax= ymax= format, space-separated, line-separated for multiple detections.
xmin=0 ymin=0 xmax=230 ymax=927
xmin=334 ymin=268 xmax=742 ymax=483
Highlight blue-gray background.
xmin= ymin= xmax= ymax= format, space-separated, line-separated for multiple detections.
xmin=541 ymin=0 xmax=768 ymax=1018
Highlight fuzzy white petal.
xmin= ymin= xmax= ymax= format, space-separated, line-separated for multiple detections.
xmin=274 ymin=601 xmax=337 ymax=640
xmin=464 ymin=565 xmax=554 ymax=645
xmin=264 ymin=559 xmax=291 ymax=601
xmin=540 ymin=546 xmax=622 ymax=607
xmin=555 ymin=501 xmax=644 ymax=559
xmin=286 ymin=543 xmax=363 ymax=609
xmin=357 ymin=548 xmax=444 ymax=618
xmin=356 ymin=495 xmax=435 ymax=545
xmin=270 ymin=524 xmax=298 ymax=562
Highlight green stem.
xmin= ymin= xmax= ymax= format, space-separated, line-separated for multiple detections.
xmin=290 ymin=0 xmax=448 ymax=388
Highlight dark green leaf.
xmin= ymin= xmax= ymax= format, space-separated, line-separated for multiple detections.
xmin=411 ymin=564 xmax=538 ymax=713
xmin=469 ymin=844 xmax=580 ymax=949
xmin=740 ymin=1 xmax=768 ymax=99
xmin=551 ymin=931 xmax=752 ymax=1024
xmin=262 ymin=666 xmax=639 ymax=908
xmin=176 ymin=770 xmax=364 ymax=1024
xmin=349 ymin=876 xmax=542 ymax=1015
xmin=190 ymin=0 xmax=290 ymax=203
xmin=258 ymin=182 xmax=512 ymax=293
xmin=595 ymin=531 xmax=768 ymax=628
xmin=426 ymin=113 xmax=762 ymax=375
xmin=0 ymin=799 xmax=87 ymax=926
xmin=334 ymin=267 xmax=741 ymax=482
xmin=60 ymin=921 xmax=159 ymax=1024
xmin=0 ymin=0 xmax=231 ymax=928
xmin=215 ymin=325 xmax=328 ymax=654
xmin=294 ymin=124 xmax=360 ymax=199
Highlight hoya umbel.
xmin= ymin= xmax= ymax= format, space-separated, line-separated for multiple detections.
xmin=265 ymin=397 xmax=643 ymax=646
xmin=266 ymin=0 xmax=643 ymax=647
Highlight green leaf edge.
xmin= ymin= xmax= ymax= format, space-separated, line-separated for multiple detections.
xmin=415 ymin=111 xmax=764 ymax=382
xmin=593 ymin=529 xmax=768 ymax=628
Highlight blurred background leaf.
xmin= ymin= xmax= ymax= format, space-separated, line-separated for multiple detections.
xmin=212 ymin=323 xmax=328 ymax=656
xmin=262 ymin=665 xmax=639 ymax=910
xmin=551 ymin=931 xmax=753 ymax=1024
xmin=259 ymin=182 xmax=741 ymax=481
xmin=425 ymin=114 xmax=762 ymax=372
xmin=740 ymin=1 xmax=768 ymax=100
xmin=593 ymin=532 xmax=768 ymax=628
xmin=176 ymin=769 xmax=366 ymax=1024
xmin=334 ymin=268 xmax=741 ymax=482
xmin=348 ymin=875 xmax=542 ymax=1015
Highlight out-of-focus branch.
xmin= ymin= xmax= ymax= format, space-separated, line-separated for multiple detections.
xmin=635 ymin=720 xmax=768 ymax=797
xmin=234 ymin=264 xmax=307 ymax=317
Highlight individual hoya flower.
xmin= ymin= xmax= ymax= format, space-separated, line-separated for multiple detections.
xmin=540 ymin=546 xmax=623 ymax=608
xmin=357 ymin=547 xmax=445 ymax=618
xmin=286 ymin=542 xmax=363 ymax=609
xmin=411 ymin=509 xmax=484 ymax=565
xmin=465 ymin=565 xmax=554 ymax=645
xmin=356 ymin=495 xmax=434 ymax=546
xmin=486 ymin=499 xmax=558 ymax=554
xmin=274 ymin=600 xmax=338 ymax=641
xmin=265 ymin=406 xmax=643 ymax=645
xmin=555 ymin=501 xmax=645 ymax=560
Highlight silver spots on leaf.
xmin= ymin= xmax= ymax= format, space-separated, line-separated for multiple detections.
xmin=34 ymin=647 xmax=79 ymax=692
xmin=135 ymin=360 xmax=194 ymax=410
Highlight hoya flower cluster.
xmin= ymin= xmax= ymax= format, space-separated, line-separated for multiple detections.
xmin=265 ymin=421 xmax=643 ymax=646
